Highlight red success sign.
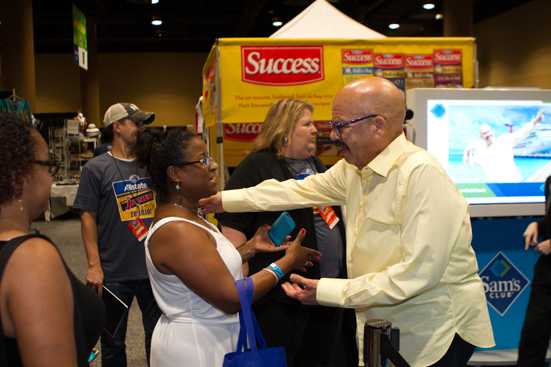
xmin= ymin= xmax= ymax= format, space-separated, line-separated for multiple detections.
xmin=433 ymin=49 xmax=462 ymax=65
xmin=342 ymin=49 xmax=373 ymax=64
xmin=241 ymin=46 xmax=324 ymax=86
xmin=223 ymin=123 xmax=262 ymax=142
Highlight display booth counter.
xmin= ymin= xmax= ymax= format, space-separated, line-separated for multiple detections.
xmin=46 ymin=183 xmax=79 ymax=221
xmin=467 ymin=216 xmax=545 ymax=366
xmin=403 ymin=86 xmax=551 ymax=365
xmin=468 ymin=348 xmax=551 ymax=366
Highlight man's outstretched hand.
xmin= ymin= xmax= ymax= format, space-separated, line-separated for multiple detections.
xmin=281 ymin=274 xmax=320 ymax=306
xmin=198 ymin=192 xmax=224 ymax=215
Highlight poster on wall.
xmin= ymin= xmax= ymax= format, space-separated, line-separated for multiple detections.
xmin=73 ymin=4 xmax=88 ymax=70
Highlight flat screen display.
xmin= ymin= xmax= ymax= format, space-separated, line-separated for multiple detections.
xmin=407 ymin=88 xmax=551 ymax=217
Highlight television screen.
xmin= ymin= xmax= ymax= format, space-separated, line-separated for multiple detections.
xmin=407 ymin=88 xmax=551 ymax=218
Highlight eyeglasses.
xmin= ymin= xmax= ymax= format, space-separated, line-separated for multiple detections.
xmin=35 ymin=160 xmax=59 ymax=176
xmin=177 ymin=157 xmax=215 ymax=168
xmin=329 ymin=114 xmax=381 ymax=138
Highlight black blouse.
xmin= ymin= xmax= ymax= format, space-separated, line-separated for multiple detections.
xmin=1 ymin=234 xmax=105 ymax=366
xmin=216 ymin=149 xmax=347 ymax=305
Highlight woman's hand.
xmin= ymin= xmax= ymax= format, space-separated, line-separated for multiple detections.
xmin=524 ymin=222 xmax=539 ymax=250
xmin=249 ymin=224 xmax=289 ymax=254
xmin=535 ymin=239 xmax=551 ymax=255
xmin=283 ymin=229 xmax=322 ymax=272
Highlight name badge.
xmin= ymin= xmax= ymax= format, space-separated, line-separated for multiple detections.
xmin=128 ymin=217 xmax=149 ymax=242
xmin=317 ymin=206 xmax=339 ymax=229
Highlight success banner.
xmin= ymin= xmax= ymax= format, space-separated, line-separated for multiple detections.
xmin=203 ymin=37 xmax=475 ymax=126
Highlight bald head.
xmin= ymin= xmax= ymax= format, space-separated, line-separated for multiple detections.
xmin=336 ymin=77 xmax=406 ymax=140
xmin=479 ymin=123 xmax=495 ymax=146
xmin=330 ymin=77 xmax=406 ymax=169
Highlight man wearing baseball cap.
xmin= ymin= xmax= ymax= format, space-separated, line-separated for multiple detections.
xmin=74 ymin=103 xmax=161 ymax=366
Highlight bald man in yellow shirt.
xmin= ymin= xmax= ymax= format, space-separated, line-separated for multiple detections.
xmin=200 ymin=77 xmax=495 ymax=367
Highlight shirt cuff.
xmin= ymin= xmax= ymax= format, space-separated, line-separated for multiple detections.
xmin=316 ymin=277 xmax=350 ymax=307
xmin=222 ymin=190 xmax=245 ymax=213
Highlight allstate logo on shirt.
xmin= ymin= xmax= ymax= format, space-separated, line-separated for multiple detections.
xmin=112 ymin=177 xmax=156 ymax=221
xmin=479 ymin=251 xmax=530 ymax=316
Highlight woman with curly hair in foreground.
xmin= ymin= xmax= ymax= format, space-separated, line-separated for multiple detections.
xmin=0 ymin=113 xmax=105 ymax=366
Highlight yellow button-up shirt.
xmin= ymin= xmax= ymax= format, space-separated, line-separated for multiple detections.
xmin=223 ymin=134 xmax=494 ymax=367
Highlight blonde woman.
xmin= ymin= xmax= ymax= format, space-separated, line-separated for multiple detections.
xmin=217 ymin=99 xmax=354 ymax=367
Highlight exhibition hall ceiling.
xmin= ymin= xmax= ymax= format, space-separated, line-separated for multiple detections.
xmin=30 ymin=0 xmax=531 ymax=53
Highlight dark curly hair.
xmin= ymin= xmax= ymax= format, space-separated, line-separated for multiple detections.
xmin=135 ymin=128 xmax=197 ymax=201
xmin=0 ymin=113 xmax=36 ymax=211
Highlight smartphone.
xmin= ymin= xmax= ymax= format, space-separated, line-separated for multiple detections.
xmin=268 ymin=212 xmax=296 ymax=247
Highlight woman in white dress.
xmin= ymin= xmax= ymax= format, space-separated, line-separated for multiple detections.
xmin=135 ymin=129 xmax=321 ymax=367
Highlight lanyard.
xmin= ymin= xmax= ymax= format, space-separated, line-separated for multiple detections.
xmin=111 ymin=153 xmax=143 ymax=208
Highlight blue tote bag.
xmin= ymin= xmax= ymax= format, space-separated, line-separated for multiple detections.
xmin=223 ymin=277 xmax=287 ymax=367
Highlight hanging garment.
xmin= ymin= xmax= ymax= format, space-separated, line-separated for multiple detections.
xmin=0 ymin=98 xmax=32 ymax=123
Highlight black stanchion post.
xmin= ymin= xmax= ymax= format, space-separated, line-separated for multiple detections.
xmin=390 ymin=327 xmax=400 ymax=352
xmin=364 ymin=319 xmax=411 ymax=367
xmin=364 ymin=319 xmax=392 ymax=367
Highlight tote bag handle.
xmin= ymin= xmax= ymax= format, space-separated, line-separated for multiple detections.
xmin=235 ymin=277 xmax=268 ymax=353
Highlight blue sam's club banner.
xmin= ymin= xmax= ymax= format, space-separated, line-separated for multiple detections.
xmin=479 ymin=251 xmax=530 ymax=316
xmin=457 ymin=182 xmax=545 ymax=198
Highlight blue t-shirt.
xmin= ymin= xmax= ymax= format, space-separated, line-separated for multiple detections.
xmin=73 ymin=153 xmax=157 ymax=281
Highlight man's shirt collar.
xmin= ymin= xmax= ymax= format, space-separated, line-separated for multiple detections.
xmin=359 ymin=133 xmax=407 ymax=178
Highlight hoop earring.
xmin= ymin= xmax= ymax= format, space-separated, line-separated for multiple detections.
xmin=18 ymin=199 xmax=24 ymax=212
xmin=176 ymin=180 xmax=180 ymax=190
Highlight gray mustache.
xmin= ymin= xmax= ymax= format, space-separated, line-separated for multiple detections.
xmin=334 ymin=140 xmax=349 ymax=150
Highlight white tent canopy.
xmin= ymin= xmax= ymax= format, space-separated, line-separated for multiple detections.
xmin=270 ymin=0 xmax=386 ymax=39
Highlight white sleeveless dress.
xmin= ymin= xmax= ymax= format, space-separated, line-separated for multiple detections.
xmin=145 ymin=217 xmax=244 ymax=367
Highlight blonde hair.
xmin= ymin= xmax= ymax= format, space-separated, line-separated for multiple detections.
xmin=251 ymin=99 xmax=314 ymax=159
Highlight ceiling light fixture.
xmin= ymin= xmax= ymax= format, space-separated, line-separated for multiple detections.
xmin=151 ymin=0 xmax=159 ymax=4
xmin=151 ymin=16 xmax=162 ymax=26
xmin=389 ymin=23 xmax=400 ymax=29
xmin=435 ymin=13 xmax=443 ymax=19
xmin=272 ymin=17 xmax=282 ymax=27
xmin=423 ymin=3 xmax=435 ymax=10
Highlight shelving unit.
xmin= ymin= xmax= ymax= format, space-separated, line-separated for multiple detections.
xmin=48 ymin=119 xmax=99 ymax=183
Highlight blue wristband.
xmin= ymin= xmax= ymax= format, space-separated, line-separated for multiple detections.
xmin=269 ymin=263 xmax=284 ymax=279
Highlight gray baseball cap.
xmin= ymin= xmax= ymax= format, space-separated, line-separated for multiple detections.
xmin=103 ymin=103 xmax=155 ymax=127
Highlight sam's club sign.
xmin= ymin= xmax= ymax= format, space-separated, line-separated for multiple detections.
xmin=479 ymin=251 xmax=530 ymax=316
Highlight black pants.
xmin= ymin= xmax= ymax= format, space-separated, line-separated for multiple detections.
xmin=428 ymin=333 xmax=475 ymax=367
xmin=518 ymin=257 xmax=551 ymax=367
xmin=253 ymin=297 xmax=352 ymax=367
xmin=100 ymin=279 xmax=161 ymax=367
